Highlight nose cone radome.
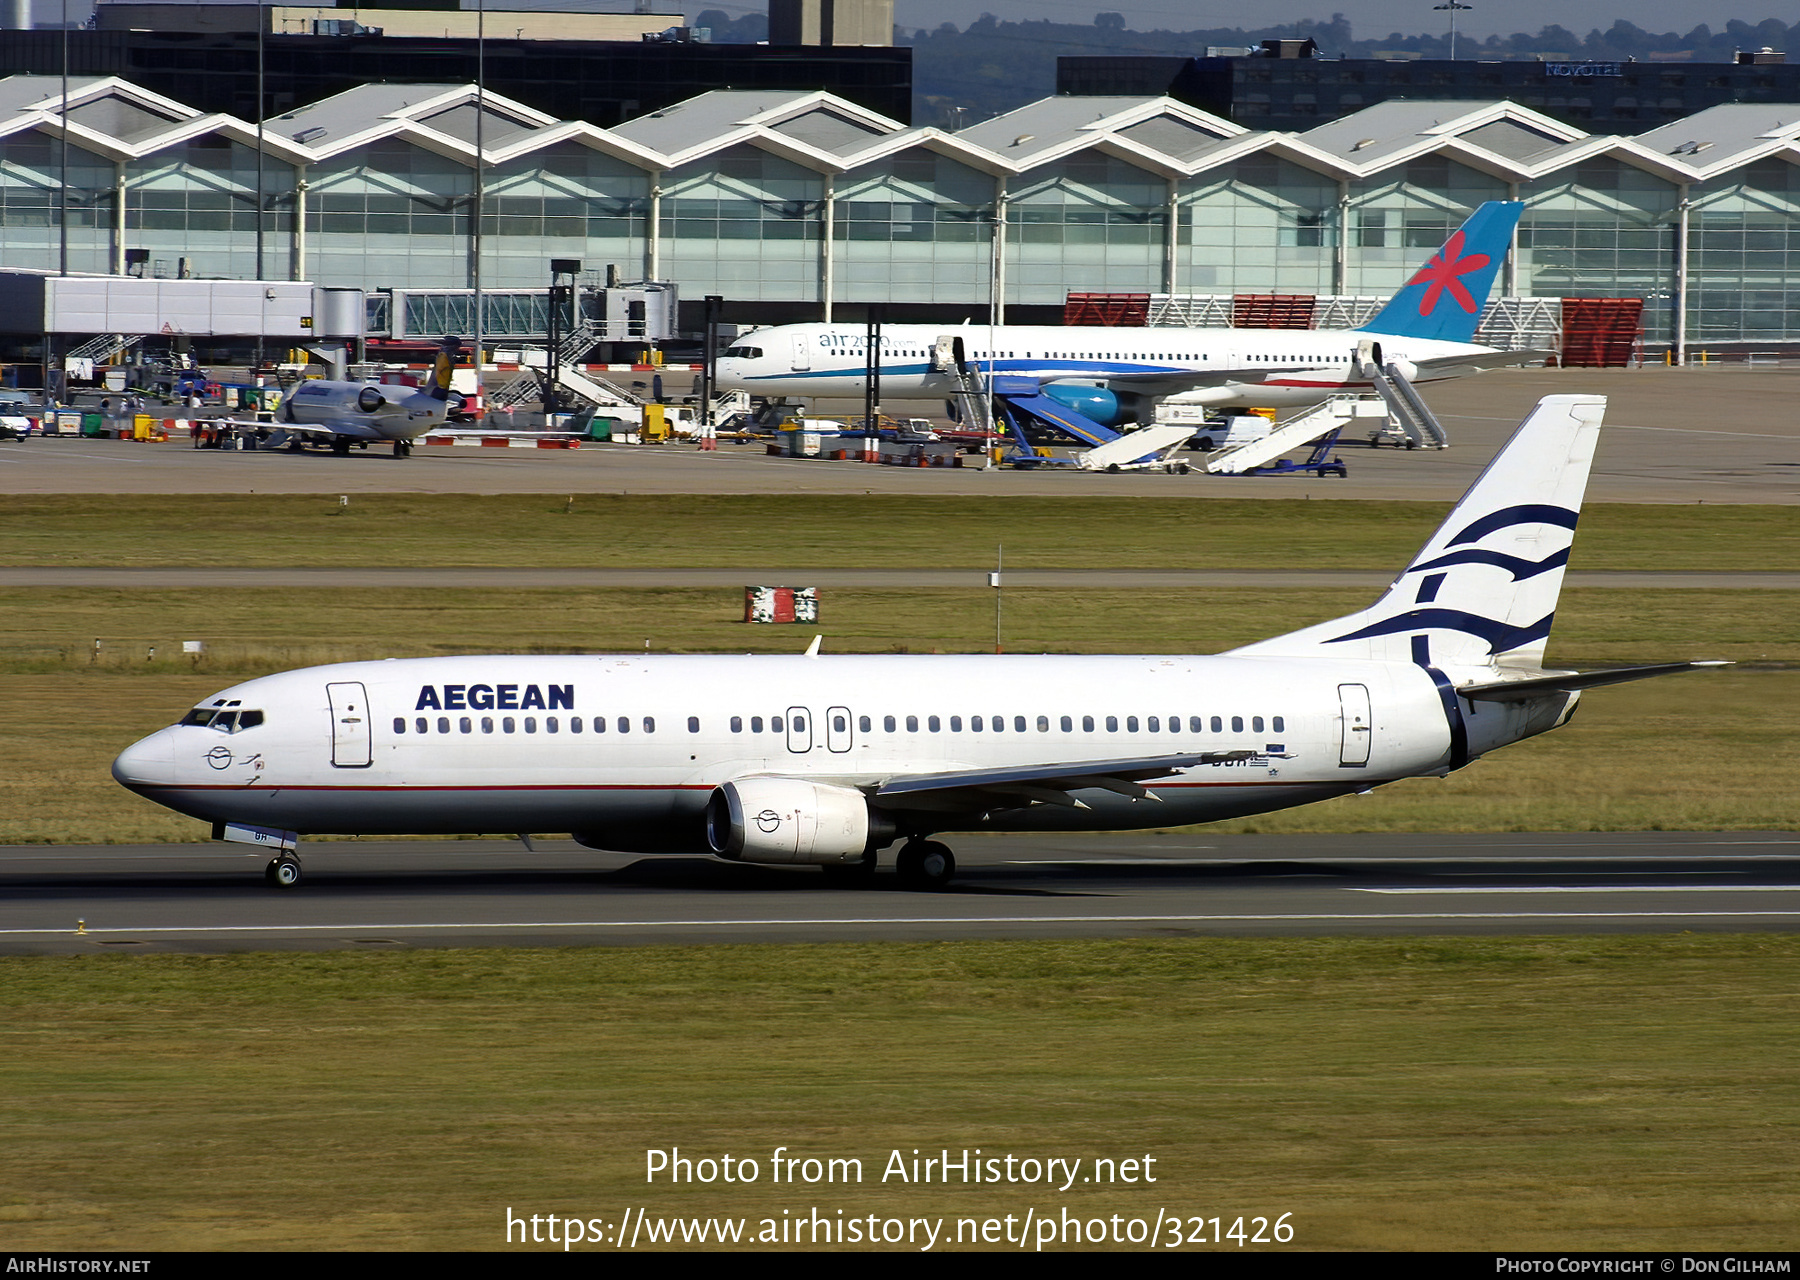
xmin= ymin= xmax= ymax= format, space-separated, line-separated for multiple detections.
xmin=111 ymin=728 xmax=177 ymax=792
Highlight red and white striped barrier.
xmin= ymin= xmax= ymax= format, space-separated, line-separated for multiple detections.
xmin=420 ymin=434 xmax=581 ymax=449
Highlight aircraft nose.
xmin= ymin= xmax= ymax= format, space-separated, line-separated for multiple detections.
xmin=112 ymin=728 xmax=176 ymax=791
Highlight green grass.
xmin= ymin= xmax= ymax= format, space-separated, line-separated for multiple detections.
xmin=2 ymin=937 xmax=1796 ymax=1250
xmin=4 ymin=494 xmax=1798 ymax=570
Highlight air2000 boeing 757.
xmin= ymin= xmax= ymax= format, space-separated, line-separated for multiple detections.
xmin=716 ymin=201 xmax=1536 ymax=421
xmin=112 ymin=393 xmax=1722 ymax=889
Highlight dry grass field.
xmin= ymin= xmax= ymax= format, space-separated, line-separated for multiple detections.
xmin=3 ymin=494 xmax=1797 ymax=571
xmin=2 ymin=935 xmax=1795 ymax=1251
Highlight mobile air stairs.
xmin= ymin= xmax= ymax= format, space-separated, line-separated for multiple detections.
xmin=930 ymin=334 xmax=1189 ymax=470
xmin=487 ymin=318 xmax=748 ymax=428
xmin=1207 ymin=346 xmax=1449 ymax=476
xmin=1364 ymin=359 xmax=1449 ymax=450
xmin=488 ymin=317 xmax=647 ymax=422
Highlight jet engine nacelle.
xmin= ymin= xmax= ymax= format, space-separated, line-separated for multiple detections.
xmin=1040 ymin=384 xmax=1145 ymax=428
xmin=356 ymin=386 xmax=388 ymax=413
xmin=705 ymin=777 xmax=891 ymax=865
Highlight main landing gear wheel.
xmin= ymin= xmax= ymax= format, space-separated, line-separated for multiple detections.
xmin=265 ymin=856 xmax=302 ymax=888
xmin=331 ymin=437 xmax=352 ymax=456
xmin=896 ymin=840 xmax=955 ymax=890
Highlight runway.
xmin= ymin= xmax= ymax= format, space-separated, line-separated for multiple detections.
xmin=4 ymin=831 xmax=1798 ymax=954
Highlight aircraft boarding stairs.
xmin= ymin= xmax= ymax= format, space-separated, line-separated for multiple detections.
xmin=1207 ymin=352 xmax=1449 ymax=476
xmin=487 ymin=316 xmax=636 ymax=412
xmin=930 ymin=335 xmax=996 ymax=445
xmin=66 ymin=333 xmax=146 ymax=366
xmin=1366 ymin=359 xmax=1449 ymax=449
xmin=927 ymin=334 xmax=1179 ymax=467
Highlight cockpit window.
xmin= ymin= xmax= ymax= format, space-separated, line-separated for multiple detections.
xmin=179 ymin=707 xmax=264 ymax=732
xmin=723 ymin=346 xmax=763 ymax=359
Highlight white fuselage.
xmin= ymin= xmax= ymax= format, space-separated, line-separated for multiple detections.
xmin=111 ymin=652 xmax=1463 ymax=848
xmin=714 ymin=323 xmax=1499 ymax=410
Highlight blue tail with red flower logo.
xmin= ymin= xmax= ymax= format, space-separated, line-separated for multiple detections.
xmin=1360 ymin=201 xmax=1523 ymax=344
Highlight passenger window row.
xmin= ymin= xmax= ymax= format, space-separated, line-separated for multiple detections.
xmin=391 ymin=712 xmax=1287 ymax=738
xmin=394 ymin=715 xmax=658 ymax=736
xmin=725 ymin=713 xmax=1285 ymax=735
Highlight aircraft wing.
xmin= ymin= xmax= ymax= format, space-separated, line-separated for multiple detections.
xmin=1036 ymin=367 xmax=1254 ymax=399
xmin=282 ymin=420 xmax=385 ymax=440
xmin=1030 ymin=347 xmax=1552 ymax=398
xmin=204 ymin=414 xmax=385 ymax=441
xmin=1412 ymin=348 xmax=1557 ymax=375
xmin=871 ymin=752 xmax=1248 ymax=812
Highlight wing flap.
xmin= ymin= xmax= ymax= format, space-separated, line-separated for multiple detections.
xmin=872 ymin=753 xmax=1217 ymax=812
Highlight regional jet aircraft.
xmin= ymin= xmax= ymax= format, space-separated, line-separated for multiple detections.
xmin=716 ymin=201 xmax=1537 ymax=422
xmin=112 ymin=392 xmax=1722 ymax=889
xmin=255 ymin=339 xmax=463 ymax=457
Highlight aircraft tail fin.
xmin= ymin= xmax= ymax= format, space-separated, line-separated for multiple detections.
xmin=1229 ymin=393 xmax=1604 ymax=671
xmin=1360 ymin=200 xmax=1523 ymax=344
xmin=427 ymin=337 xmax=463 ymax=402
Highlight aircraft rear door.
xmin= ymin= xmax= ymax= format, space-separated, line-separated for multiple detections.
xmin=327 ymin=681 xmax=373 ymax=768
xmin=785 ymin=706 xmax=813 ymax=753
xmin=1338 ymin=683 xmax=1371 ymax=767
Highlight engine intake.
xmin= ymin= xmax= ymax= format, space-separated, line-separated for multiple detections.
xmin=706 ymin=778 xmax=891 ymax=866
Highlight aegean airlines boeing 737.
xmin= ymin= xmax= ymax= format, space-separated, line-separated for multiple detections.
xmin=112 ymin=392 xmax=1722 ymax=888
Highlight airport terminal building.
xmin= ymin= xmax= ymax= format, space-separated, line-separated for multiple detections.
xmin=2 ymin=72 xmax=1798 ymax=353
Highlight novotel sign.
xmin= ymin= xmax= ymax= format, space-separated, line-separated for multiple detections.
xmin=415 ymin=684 xmax=574 ymax=711
xmin=1544 ymin=62 xmax=1623 ymax=77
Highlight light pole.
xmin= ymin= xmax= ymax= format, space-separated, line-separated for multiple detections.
xmin=862 ymin=304 xmax=882 ymax=436
xmin=1434 ymin=1 xmax=1472 ymax=61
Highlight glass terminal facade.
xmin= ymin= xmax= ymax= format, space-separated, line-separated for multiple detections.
xmin=2 ymin=76 xmax=1798 ymax=348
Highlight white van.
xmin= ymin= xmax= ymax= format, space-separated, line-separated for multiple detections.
xmin=1152 ymin=401 xmax=1273 ymax=452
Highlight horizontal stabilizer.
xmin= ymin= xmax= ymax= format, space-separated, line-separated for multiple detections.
xmin=1458 ymin=661 xmax=1731 ymax=702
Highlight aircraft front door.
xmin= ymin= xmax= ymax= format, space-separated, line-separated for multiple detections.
xmin=1338 ymin=683 xmax=1371 ymax=767
xmin=791 ymin=335 xmax=811 ymax=371
xmin=327 ymin=681 xmax=372 ymax=768
xmin=826 ymin=705 xmax=852 ymax=753
xmin=786 ymin=706 xmax=813 ymax=753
